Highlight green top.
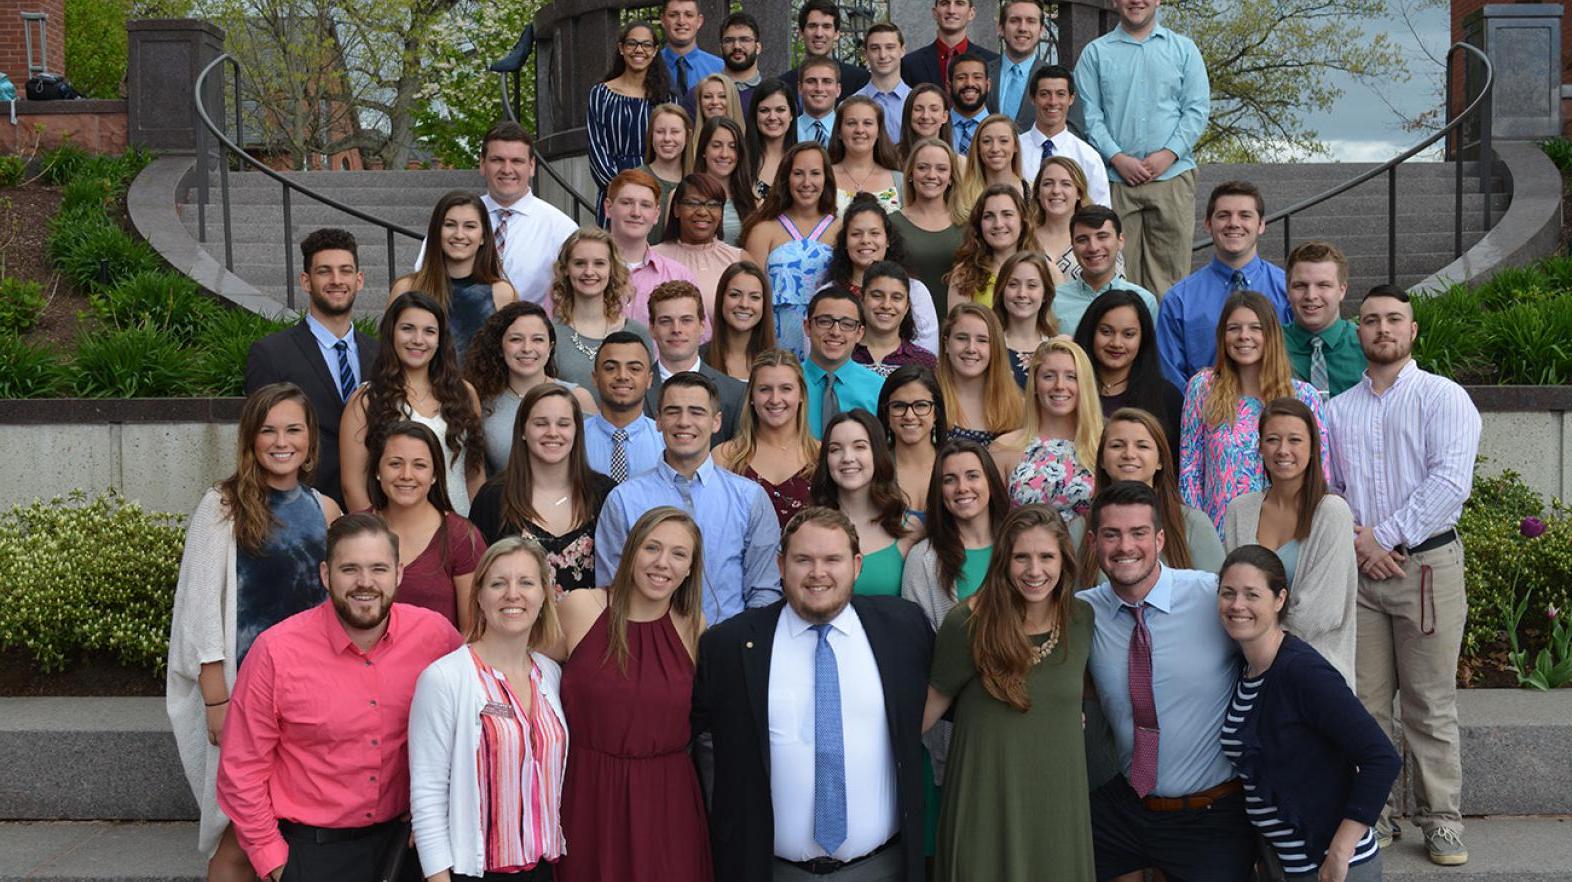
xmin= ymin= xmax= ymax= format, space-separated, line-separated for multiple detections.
xmin=891 ymin=212 xmax=965 ymax=319
xmin=957 ymin=546 xmax=992 ymax=601
xmin=1283 ymin=318 xmax=1366 ymax=397
xmin=854 ymin=542 xmax=907 ymax=596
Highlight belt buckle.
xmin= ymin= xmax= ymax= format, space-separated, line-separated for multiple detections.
xmin=802 ymin=856 xmax=845 ymax=875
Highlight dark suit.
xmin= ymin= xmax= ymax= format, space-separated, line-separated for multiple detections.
xmin=243 ymin=320 xmax=376 ymax=507
xmin=778 ymin=60 xmax=870 ymax=107
xmin=900 ymin=40 xmax=999 ymax=90
xmin=643 ymin=362 xmax=746 ymax=445
xmin=692 ymin=596 xmax=933 ymax=882
xmin=986 ymin=53 xmax=1049 ymax=131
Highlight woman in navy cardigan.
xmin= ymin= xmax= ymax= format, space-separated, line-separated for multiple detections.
xmin=1217 ymin=545 xmax=1401 ymax=881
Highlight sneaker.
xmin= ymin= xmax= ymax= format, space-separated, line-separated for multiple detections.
xmin=1375 ymin=817 xmax=1401 ymax=849
xmin=1426 ymin=826 xmax=1469 ymax=866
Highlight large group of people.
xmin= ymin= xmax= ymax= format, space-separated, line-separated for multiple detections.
xmin=164 ymin=1 xmax=1487 ymax=880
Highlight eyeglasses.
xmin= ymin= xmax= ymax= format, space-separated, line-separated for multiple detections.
xmin=888 ymin=399 xmax=935 ymax=417
xmin=720 ymin=36 xmax=756 ymax=47
xmin=811 ymin=315 xmax=863 ymax=332
xmin=622 ymin=39 xmax=657 ymax=51
xmin=677 ymin=198 xmax=724 ymax=212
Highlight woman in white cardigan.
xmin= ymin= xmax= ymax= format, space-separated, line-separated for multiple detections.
xmin=409 ymin=535 xmax=568 ymax=882
xmin=1223 ymin=396 xmax=1358 ymax=685
xmin=165 ymin=383 xmax=341 ymax=881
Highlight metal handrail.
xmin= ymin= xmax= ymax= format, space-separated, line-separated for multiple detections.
xmin=192 ymin=53 xmax=422 ymax=311
xmin=491 ymin=26 xmax=599 ymax=224
xmin=1192 ymin=42 xmax=1496 ymax=287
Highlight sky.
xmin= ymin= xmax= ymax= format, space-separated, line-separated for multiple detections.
xmin=1305 ymin=2 xmax=1454 ymax=162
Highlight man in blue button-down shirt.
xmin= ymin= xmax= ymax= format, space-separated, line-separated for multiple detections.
xmin=947 ymin=54 xmax=991 ymax=157
xmin=1074 ymin=0 xmax=1210 ymax=296
xmin=659 ymin=0 xmax=724 ymax=99
xmin=583 ymin=332 xmax=664 ymax=481
xmin=1077 ymin=481 xmax=1255 ymax=882
xmin=796 ymin=55 xmax=840 ymax=146
xmin=1156 ymin=180 xmax=1292 ymax=389
xmin=595 ymin=371 xmax=782 ymax=624
xmin=801 ymin=289 xmax=884 ymax=440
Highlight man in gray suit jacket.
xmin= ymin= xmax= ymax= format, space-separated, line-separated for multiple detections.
xmin=986 ymin=0 xmax=1051 ymax=131
xmin=641 ymin=279 xmax=745 ymax=443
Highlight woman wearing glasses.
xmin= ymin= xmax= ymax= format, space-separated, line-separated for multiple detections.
xmin=651 ymin=173 xmax=747 ymax=313
xmin=588 ymin=20 xmax=671 ymax=225
xmin=878 ymin=365 xmax=949 ymax=521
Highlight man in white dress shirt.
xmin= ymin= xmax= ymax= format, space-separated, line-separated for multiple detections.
xmin=1327 ymin=285 xmax=1480 ymax=867
xmin=1018 ymin=65 xmax=1111 ymax=207
xmin=416 ymin=122 xmax=578 ymax=305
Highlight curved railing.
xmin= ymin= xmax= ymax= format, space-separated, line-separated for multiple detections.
xmin=192 ymin=53 xmax=422 ymax=311
xmin=489 ymin=25 xmax=598 ymax=224
xmin=1193 ymin=42 xmax=1496 ymax=286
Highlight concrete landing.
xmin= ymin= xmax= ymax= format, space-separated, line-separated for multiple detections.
xmin=0 ymin=822 xmax=203 ymax=881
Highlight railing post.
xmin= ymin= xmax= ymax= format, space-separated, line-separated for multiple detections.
xmin=195 ymin=86 xmax=208 ymax=243
xmin=231 ymin=58 xmax=244 ymax=152
xmin=387 ymin=227 xmax=397 ymax=294
xmin=1450 ymin=48 xmax=1463 ymax=259
xmin=1387 ymin=166 xmax=1397 ymax=286
xmin=282 ymin=184 xmax=295 ymax=312
xmin=1479 ymin=84 xmax=1493 ymax=231
xmin=218 ymin=134 xmax=234 ymax=271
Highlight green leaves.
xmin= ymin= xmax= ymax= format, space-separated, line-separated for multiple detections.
xmin=0 ymin=277 xmax=47 ymax=334
xmin=1460 ymin=466 xmax=1572 ymax=669
xmin=1412 ymin=256 xmax=1572 ymax=385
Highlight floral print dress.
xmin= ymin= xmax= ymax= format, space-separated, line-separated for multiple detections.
xmin=1179 ymin=368 xmax=1332 ymax=535
xmin=766 ymin=214 xmax=836 ymax=358
xmin=1007 ymin=437 xmax=1095 ymax=522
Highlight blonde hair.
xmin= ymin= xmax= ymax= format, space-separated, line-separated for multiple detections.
xmin=695 ymin=74 xmax=745 ymax=128
xmin=1028 ymin=154 xmax=1090 ymax=229
xmin=938 ymin=302 xmax=1024 ymax=433
xmin=955 ymin=114 xmax=1022 ymax=212
xmin=548 ymin=227 xmax=630 ymax=324
xmin=718 ymin=349 xmax=820 ymax=478
xmin=643 ymin=103 xmax=695 ymax=171
xmin=1204 ymin=290 xmax=1297 ymax=428
xmin=464 ymin=536 xmax=563 ymax=649
xmin=900 ymin=137 xmax=968 ymax=226
xmin=605 ymin=507 xmax=706 ymax=671
xmin=1018 ymin=339 xmax=1102 ymax=472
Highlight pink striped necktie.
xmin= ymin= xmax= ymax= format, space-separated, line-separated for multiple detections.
xmin=494 ymin=207 xmax=513 ymax=254
xmin=1127 ymin=603 xmax=1160 ymax=797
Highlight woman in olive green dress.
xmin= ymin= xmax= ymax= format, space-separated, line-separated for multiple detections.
xmin=923 ymin=503 xmax=1095 ymax=882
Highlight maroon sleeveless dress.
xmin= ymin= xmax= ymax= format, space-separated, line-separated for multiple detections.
xmin=556 ymin=609 xmax=713 ymax=882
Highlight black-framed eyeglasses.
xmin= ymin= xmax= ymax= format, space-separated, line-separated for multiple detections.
xmin=622 ymin=38 xmax=657 ymax=51
xmin=720 ymin=36 xmax=756 ymax=47
xmin=811 ymin=315 xmax=863 ymax=332
xmin=677 ymin=198 xmax=724 ymax=212
xmin=888 ymin=399 xmax=935 ymax=417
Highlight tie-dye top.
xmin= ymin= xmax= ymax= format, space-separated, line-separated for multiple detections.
xmin=234 ymin=485 xmax=327 ymax=668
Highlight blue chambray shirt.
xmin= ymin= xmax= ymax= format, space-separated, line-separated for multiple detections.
xmin=1073 ymin=22 xmax=1210 ymax=184
xmin=1156 ymin=255 xmax=1292 ymax=389
xmin=659 ymin=45 xmax=724 ymax=92
xmin=583 ymin=414 xmax=664 ymax=481
xmin=1077 ymin=565 xmax=1241 ymax=797
xmin=594 ymin=454 xmax=783 ymax=624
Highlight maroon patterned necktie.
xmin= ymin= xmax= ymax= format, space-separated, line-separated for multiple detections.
xmin=1127 ymin=603 xmax=1160 ymax=797
xmin=494 ymin=207 xmax=513 ymax=255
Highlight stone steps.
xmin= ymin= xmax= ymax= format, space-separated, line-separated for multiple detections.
xmin=0 ymin=822 xmax=203 ymax=881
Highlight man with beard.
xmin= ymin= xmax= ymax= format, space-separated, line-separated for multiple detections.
xmin=777 ymin=1 xmax=868 ymax=105
xmin=245 ymin=228 xmax=375 ymax=508
xmin=1076 ymin=481 xmax=1257 ymax=881
xmin=946 ymin=53 xmax=991 ymax=157
xmin=692 ymin=507 xmax=932 ymax=881
xmin=685 ymin=11 xmax=765 ymax=115
xmin=1327 ymin=285 xmax=1480 ymax=867
xmin=217 ymin=514 xmax=463 ymax=881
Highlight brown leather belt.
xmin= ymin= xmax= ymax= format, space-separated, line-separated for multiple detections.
xmin=1141 ymin=778 xmax=1243 ymax=812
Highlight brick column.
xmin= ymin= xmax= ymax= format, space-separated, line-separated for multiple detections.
xmin=0 ymin=0 xmax=64 ymax=82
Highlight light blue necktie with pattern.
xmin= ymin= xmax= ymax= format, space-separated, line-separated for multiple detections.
xmin=811 ymin=623 xmax=847 ymax=855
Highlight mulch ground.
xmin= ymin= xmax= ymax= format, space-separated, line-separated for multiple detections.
xmin=0 ymin=649 xmax=163 ymax=696
xmin=0 ymin=179 xmax=91 ymax=350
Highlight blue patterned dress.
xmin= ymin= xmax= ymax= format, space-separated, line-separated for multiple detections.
xmin=234 ymin=485 xmax=327 ymax=669
xmin=587 ymin=83 xmax=653 ymax=226
xmin=448 ymin=275 xmax=498 ymax=363
xmin=765 ymin=213 xmax=836 ymax=358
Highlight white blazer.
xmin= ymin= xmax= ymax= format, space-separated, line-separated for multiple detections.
xmin=408 ymin=645 xmax=568 ymax=878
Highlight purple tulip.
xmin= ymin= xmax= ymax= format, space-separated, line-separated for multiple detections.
xmin=1521 ymin=516 xmax=1548 ymax=539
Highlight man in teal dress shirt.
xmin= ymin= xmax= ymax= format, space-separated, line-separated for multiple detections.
xmin=802 ymin=289 xmax=884 ymax=440
xmin=1074 ymin=0 xmax=1210 ymax=296
xmin=1283 ymin=241 xmax=1366 ymax=397
xmin=1056 ymin=206 xmax=1160 ymax=339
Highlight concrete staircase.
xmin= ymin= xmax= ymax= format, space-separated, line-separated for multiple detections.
xmin=2 ymin=691 xmax=1567 ymax=880
xmin=174 ymin=161 xmax=1506 ymax=318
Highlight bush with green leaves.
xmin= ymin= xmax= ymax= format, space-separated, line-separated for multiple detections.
xmin=91 ymin=270 xmax=221 ymax=345
xmin=70 ymin=324 xmax=197 ymax=398
xmin=60 ymin=176 xmax=113 ymax=215
xmin=1413 ymin=256 xmax=1572 ymax=385
xmin=1458 ymin=467 xmax=1572 ymax=660
xmin=1542 ymin=137 xmax=1572 ymax=174
xmin=0 ymin=276 xmax=47 ymax=333
xmin=0 ymin=332 xmax=66 ymax=398
xmin=0 ymin=490 xmax=184 ymax=673
xmin=0 ymin=155 xmax=24 ymax=188
xmin=193 ymin=307 xmax=295 ymax=396
xmin=40 ymin=144 xmax=152 ymax=191
xmin=46 ymin=209 xmax=162 ymax=291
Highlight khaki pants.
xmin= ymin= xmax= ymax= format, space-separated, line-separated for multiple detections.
xmin=1354 ymin=538 xmax=1466 ymax=834
xmin=1110 ymin=169 xmax=1196 ymax=295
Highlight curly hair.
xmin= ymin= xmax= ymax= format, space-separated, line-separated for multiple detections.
xmin=463 ymin=300 xmax=559 ymax=411
xmin=948 ymin=183 xmax=1034 ymax=300
xmin=547 ymin=227 xmax=630 ymax=325
xmin=824 ymin=195 xmax=908 ymax=289
xmin=366 ymin=291 xmax=483 ymax=477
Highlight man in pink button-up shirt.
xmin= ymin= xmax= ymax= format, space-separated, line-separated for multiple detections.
xmin=218 ymin=513 xmax=462 ymax=881
xmin=607 ymin=169 xmax=700 ymax=326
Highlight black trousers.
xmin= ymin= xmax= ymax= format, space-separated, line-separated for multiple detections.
xmin=1089 ymin=776 xmax=1257 ymax=882
xmin=454 ymin=866 xmax=554 ymax=881
xmin=277 ymin=821 xmax=422 ymax=882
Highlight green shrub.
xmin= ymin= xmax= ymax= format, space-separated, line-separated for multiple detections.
xmin=39 ymin=144 xmax=90 ymax=186
xmin=193 ymin=307 xmax=294 ymax=396
xmin=59 ymin=176 xmax=113 ymax=215
xmin=63 ymin=0 xmax=129 ymax=100
xmin=1542 ymin=137 xmax=1572 ymax=173
xmin=1412 ymin=256 xmax=1572 ymax=385
xmin=70 ymin=324 xmax=196 ymax=397
xmin=0 ymin=155 xmax=24 ymax=188
xmin=91 ymin=270 xmax=220 ymax=345
xmin=39 ymin=144 xmax=153 ymax=190
xmin=0 ymin=276 xmax=47 ymax=333
xmin=1459 ymin=467 xmax=1572 ymax=658
xmin=0 ymin=333 xmax=66 ymax=398
xmin=47 ymin=210 xmax=161 ymax=291
xmin=0 ymin=490 xmax=184 ymax=673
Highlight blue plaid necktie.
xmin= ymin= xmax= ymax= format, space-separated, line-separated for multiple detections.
xmin=333 ymin=339 xmax=355 ymax=401
xmin=1230 ymin=269 xmax=1249 ymax=291
xmin=811 ymin=623 xmax=847 ymax=855
xmin=610 ymin=428 xmax=630 ymax=483
xmin=956 ymin=118 xmax=977 ymax=156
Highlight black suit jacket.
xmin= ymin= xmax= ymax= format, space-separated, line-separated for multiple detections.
xmin=778 ymin=59 xmax=870 ymax=107
xmin=243 ymin=320 xmax=377 ymax=507
xmin=642 ymin=362 xmax=746 ymax=445
xmin=901 ymin=40 xmax=1000 ymax=90
xmin=691 ymin=596 xmax=933 ymax=882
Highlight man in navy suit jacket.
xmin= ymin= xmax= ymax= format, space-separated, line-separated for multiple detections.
xmin=901 ymin=0 xmax=1000 ymax=88
xmin=775 ymin=0 xmax=869 ymax=105
xmin=243 ymin=228 xmax=376 ymax=508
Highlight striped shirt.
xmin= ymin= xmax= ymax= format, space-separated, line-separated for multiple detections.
xmin=472 ymin=650 xmax=567 ymax=872
xmin=1326 ymin=359 xmax=1481 ymax=550
xmin=1221 ymin=672 xmax=1378 ymax=875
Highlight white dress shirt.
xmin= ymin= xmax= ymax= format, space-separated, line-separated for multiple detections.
xmin=769 ymin=602 xmax=898 ymax=862
xmin=1019 ymin=126 xmax=1113 ymax=208
xmin=1327 ymin=359 xmax=1481 ymax=551
xmin=656 ymin=353 xmax=703 ymax=383
xmin=414 ymin=190 xmax=578 ymax=306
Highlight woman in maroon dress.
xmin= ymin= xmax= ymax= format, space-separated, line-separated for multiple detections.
xmin=712 ymin=348 xmax=819 ymax=527
xmin=552 ymin=506 xmax=712 ymax=882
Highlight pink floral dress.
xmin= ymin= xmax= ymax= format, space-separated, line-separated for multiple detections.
xmin=1007 ymin=437 xmax=1096 ymax=522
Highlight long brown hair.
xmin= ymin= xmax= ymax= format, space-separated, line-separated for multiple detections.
xmin=827 ymin=95 xmax=900 ymax=170
xmin=923 ymin=439 xmax=1011 ymax=595
xmin=366 ymin=292 xmax=483 ymax=475
xmin=809 ymin=410 xmax=908 ymax=540
xmin=969 ymin=504 xmax=1078 ymax=712
xmin=399 ymin=191 xmax=505 ymax=311
xmin=717 ymin=348 xmax=818 ymax=477
xmin=693 ymin=116 xmax=758 ymax=223
xmin=367 ymin=420 xmax=455 ymax=514
xmin=1074 ymin=408 xmax=1194 ymax=585
xmin=605 ymin=507 xmax=706 ymax=671
xmin=738 ymin=142 xmax=836 ymax=245
xmin=1260 ymin=397 xmax=1329 ymax=541
xmin=464 ymin=301 xmax=560 ymax=410
xmin=948 ymin=183 xmax=1034 ymax=299
xmin=548 ymin=228 xmax=630 ymax=325
xmin=1029 ymin=154 xmax=1090 ymax=230
xmin=898 ymin=84 xmax=953 ymax=163
xmin=464 ymin=535 xmax=563 ymax=647
xmin=220 ymin=383 xmax=319 ymax=554
xmin=992 ymin=250 xmax=1058 ymax=338
xmin=496 ymin=384 xmax=595 ymax=532
xmin=1204 ymin=290 xmax=1296 ymax=428
xmin=702 ymin=261 xmax=777 ymax=374
xmin=937 ymin=303 xmax=1024 ymax=433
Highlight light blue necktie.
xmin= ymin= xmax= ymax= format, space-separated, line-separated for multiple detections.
xmin=811 ymin=623 xmax=847 ymax=855
xmin=955 ymin=118 xmax=977 ymax=156
xmin=812 ymin=119 xmax=827 ymax=146
xmin=1003 ymin=64 xmax=1023 ymax=118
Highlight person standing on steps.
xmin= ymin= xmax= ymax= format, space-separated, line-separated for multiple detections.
xmin=658 ymin=0 xmax=723 ymax=102
xmin=945 ymin=54 xmax=992 ymax=157
xmin=986 ymin=0 xmax=1050 ymax=131
xmin=852 ymin=22 xmax=911 ymax=144
xmin=1283 ymin=241 xmax=1366 ymax=398
xmin=777 ymin=1 xmax=870 ymax=105
xmin=584 ymin=332 xmax=664 ymax=481
xmin=902 ymin=0 xmax=1000 ymax=89
xmin=1018 ymin=65 xmax=1111 ymax=209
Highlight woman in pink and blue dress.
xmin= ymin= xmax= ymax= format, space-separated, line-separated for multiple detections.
xmin=993 ymin=339 xmax=1101 ymax=523
xmin=1180 ymin=289 xmax=1330 ymax=535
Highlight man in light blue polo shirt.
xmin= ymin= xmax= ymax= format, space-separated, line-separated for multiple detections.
xmin=852 ymin=22 xmax=910 ymax=143
xmin=583 ymin=331 xmax=663 ymax=482
xmin=1077 ymin=480 xmax=1255 ymax=882
xmin=801 ymin=288 xmax=884 ymax=440
xmin=1074 ymin=0 xmax=1210 ymax=295
xmin=1055 ymin=205 xmax=1159 ymax=338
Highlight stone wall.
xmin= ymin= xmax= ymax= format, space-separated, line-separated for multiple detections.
xmin=0 ymin=98 xmax=127 ymax=153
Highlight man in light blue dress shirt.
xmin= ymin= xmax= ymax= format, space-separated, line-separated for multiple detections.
xmin=852 ymin=22 xmax=910 ymax=143
xmin=1055 ymin=206 xmax=1160 ymax=339
xmin=659 ymin=0 xmax=724 ymax=97
xmin=595 ymin=371 xmax=782 ymax=624
xmin=583 ymin=331 xmax=664 ymax=481
xmin=986 ymin=0 xmax=1048 ymax=130
xmin=796 ymin=55 xmax=840 ymax=146
xmin=1157 ymin=180 xmax=1292 ymax=389
xmin=1074 ymin=0 xmax=1210 ymax=295
xmin=1076 ymin=481 xmax=1255 ymax=881
xmin=800 ymin=290 xmax=884 ymax=440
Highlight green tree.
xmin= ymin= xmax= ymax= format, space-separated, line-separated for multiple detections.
xmin=63 ymin=0 xmax=129 ymax=98
xmin=413 ymin=0 xmax=545 ymax=169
